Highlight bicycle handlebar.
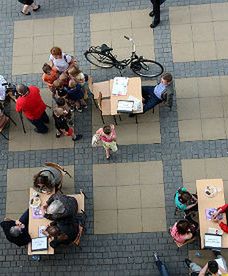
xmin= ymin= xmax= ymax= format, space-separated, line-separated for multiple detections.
xmin=124 ymin=35 xmax=135 ymax=52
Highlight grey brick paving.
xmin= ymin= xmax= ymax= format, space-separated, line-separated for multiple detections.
xmin=1 ymin=0 xmax=228 ymax=275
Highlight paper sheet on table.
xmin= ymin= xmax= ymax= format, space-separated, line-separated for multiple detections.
xmin=112 ymin=77 xmax=129 ymax=96
xmin=216 ymin=258 xmax=226 ymax=274
xmin=128 ymin=95 xmax=142 ymax=112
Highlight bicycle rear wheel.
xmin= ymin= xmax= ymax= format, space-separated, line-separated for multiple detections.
xmin=131 ymin=58 xmax=164 ymax=78
xmin=84 ymin=50 xmax=114 ymax=69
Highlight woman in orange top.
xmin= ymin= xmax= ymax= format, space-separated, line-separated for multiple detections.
xmin=42 ymin=63 xmax=59 ymax=93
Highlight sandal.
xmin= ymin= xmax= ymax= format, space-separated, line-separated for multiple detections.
xmin=33 ymin=5 xmax=41 ymax=11
xmin=21 ymin=11 xmax=31 ymax=15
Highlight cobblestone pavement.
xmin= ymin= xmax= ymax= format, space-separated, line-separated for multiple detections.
xmin=1 ymin=0 xmax=228 ymax=275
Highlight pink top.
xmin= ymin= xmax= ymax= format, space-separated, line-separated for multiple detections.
xmin=96 ymin=124 xmax=117 ymax=143
xmin=170 ymin=222 xmax=192 ymax=244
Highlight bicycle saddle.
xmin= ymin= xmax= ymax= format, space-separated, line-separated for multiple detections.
xmin=100 ymin=44 xmax=113 ymax=53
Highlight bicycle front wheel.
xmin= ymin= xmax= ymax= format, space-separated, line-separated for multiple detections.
xmin=84 ymin=51 xmax=114 ymax=69
xmin=131 ymin=59 xmax=164 ymax=78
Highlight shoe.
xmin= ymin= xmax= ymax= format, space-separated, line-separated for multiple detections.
xmin=56 ymin=133 xmax=61 ymax=138
xmin=150 ymin=20 xmax=160 ymax=29
xmin=72 ymin=134 xmax=83 ymax=141
xmin=33 ymin=5 xmax=41 ymax=11
xmin=185 ymin=258 xmax=192 ymax=268
xmin=70 ymin=106 xmax=75 ymax=112
xmin=21 ymin=11 xmax=31 ymax=15
xmin=153 ymin=252 xmax=159 ymax=261
xmin=106 ymin=155 xmax=110 ymax=160
xmin=82 ymin=105 xmax=88 ymax=109
xmin=76 ymin=106 xmax=83 ymax=113
xmin=149 ymin=11 xmax=154 ymax=17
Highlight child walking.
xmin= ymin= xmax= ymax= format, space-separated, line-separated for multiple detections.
xmin=96 ymin=124 xmax=117 ymax=159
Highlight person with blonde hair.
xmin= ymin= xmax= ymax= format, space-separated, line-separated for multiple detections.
xmin=66 ymin=79 xmax=87 ymax=112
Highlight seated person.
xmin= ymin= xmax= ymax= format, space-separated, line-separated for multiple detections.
xmin=175 ymin=187 xmax=198 ymax=216
xmin=42 ymin=63 xmax=59 ymax=93
xmin=142 ymin=72 xmax=174 ymax=113
xmin=66 ymin=79 xmax=87 ymax=112
xmin=0 ymin=209 xmax=31 ymax=247
xmin=170 ymin=219 xmax=198 ymax=245
xmin=42 ymin=193 xmax=78 ymax=221
xmin=43 ymin=221 xmax=78 ymax=248
xmin=33 ymin=165 xmax=63 ymax=193
xmin=185 ymin=250 xmax=228 ymax=276
xmin=53 ymin=98 xmax=82 ymax=141
xmin=212 ymin=204 xmax=228 ymax=233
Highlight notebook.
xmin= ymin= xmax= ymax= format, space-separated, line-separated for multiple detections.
xmin=31 ymin=237 xmax=48 ymax=251
xmin=117 ymin=100 xmax=134 ymax=113
xmin=204 ymin=233 xmax=222 ymax=249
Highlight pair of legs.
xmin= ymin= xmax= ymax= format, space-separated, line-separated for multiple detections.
xmin=142 ymin=86 xmax=162 ymax=113
xmin=29 ymin=111 xmax=49 ymax=133
xmin=72 ymin=99 xmax=87 ymax=112
xmin=154 ymin=252 xmax=170 ymax=276
xmin=21 ymin=0 xmax=40 ymax=15
xmin=56 ymin=127 xmax=82 ymax=141
xmin=103 ymin=141 xmax=118 ymax=159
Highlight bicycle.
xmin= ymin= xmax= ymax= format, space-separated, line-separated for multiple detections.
xmin=84 ymin=36 xmax=164 ymax=78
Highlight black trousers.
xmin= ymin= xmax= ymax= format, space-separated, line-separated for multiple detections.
xmin=150 ymin=0 xmax=165 ymax=22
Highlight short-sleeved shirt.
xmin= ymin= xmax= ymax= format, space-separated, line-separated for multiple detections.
xmin=15 ymin=86 xmax=46 ymax=120
xmin=49 ymin=53 xmax=72 ymax=73
xmin=66 ymin=84 xmax=84 ymax=101
xmin=175 ymin=187 xmax=188 ymax=211
xmin=42 ymin=67 xmax=59 ymax=87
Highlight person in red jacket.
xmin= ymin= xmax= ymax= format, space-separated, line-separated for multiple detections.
xmin=15 ymin=84 xmax=49 ymax=133
xmin=211 ymin=204 xmax=228 ymax=232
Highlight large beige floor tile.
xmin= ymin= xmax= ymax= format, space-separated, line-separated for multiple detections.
xmin=141 ymin=184 xmax=165 ymax=208
xmin=116 ymin=124 xmax=138 ymax=145
xmin=94 ymin=186 xmax=117 ymax=210
xmin=139 ymin=161 xmax=163 ymax=185
xmin=54 ymin=17 xmax=74 ymax=35
xmin=213 ymin=21 xmax=228 ymax=41
xmin=216 ymin=41 xmax=228 ymax=60
xmin=202 ymin=118 xmax=226 ymax=140
xmin=93 ymin=164 xmax=116 ymax=187
xmin=189 ymin=4 xmax=212 ymax=23
xmin=175 ymin=78 xmax=198 ymax=99
xmin=224 ymin=180 xmax=228 ymax=201
xmin=179 ymin=119 xmax=202 ymax=142
xmin=182 ymin=159 xmax=206 ymax=183
xmin=91 ymin=30 xmax=112 ymax=47
xmin=6 ymin=190 xmax=29 ymax=215
xmin=33 ymin=18 xmax=54 ymax=36
xmin=142 ymin=208 xmax=166 ymax=232
xmin=191 ymin=22 xmax=214 ymax=42
xmin=177 ymin=98 xmax=200 ymax=120
xmin=220 ymin=76 xmax=228 ymax=96
xmin=131 ymin=9 xmax=151 ymax=28
xmin=172 ymin=42 xmax=194 ymax=62
xmin=199 ymin=97 xmax=223 ymax=119
xmin=171 ymin=24 xmax=192 ymax=44
xmin=117 ymin=185 xmax=141 ymax=209
xmin=14 ymin=20 xmax=34 ymax=38
xmin=114 ymin=46 xmax=132 ymax=61
xmin=7 ymin=168 xmax=31 ymax=191
xmin=54 ymin=34 xmax=74 ymax=53
xmin=111 ymin=11 xmax=131 ymax=30
xmin=138 ymin=122 xmax=161 ymax=144
xmin=211 ymin=3 xmax=228 ymax=21
xmin=184 ymin=182 xmax=197 ymax=194
xmin=111 ymin=29 xmax=133 ymax=48
xmin=136 ymin=45 xmax=155 ymax=61
xmin=12 ymin=64 xmax=33 ymax=75
xmin=116 ymin=162 xmax=140 ymax=186
xmin=137 ymin=108 xmax=160 ymax=123
xmin=169 ymin=6 xmax=191 ymax=25
xmin=94 ymin=210 xmax=117 ymax=234
xmin=33 ymin=36 xmax=53 ymax=55
xmin=132 ymin=27 xmax=154 ymax=46
xmin=118 ymin=209 xmax=142 ymax=233
xmin=90 ymin=12 xmax=111 ymax=32
xmin=197 ymin=76 xmax=221 ymax=97
xmin=194 ymin=41 xmax=217 ymax=61
xmin=13 ymin=37 xmax=33 ymax=56
xmin=13 ymin=55 xmax=33 ymax=66
xmin=205 ymin=158 xmax=228 ymax=180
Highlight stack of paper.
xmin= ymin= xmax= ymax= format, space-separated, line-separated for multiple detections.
xmin=112 ymin=77 xmax=129 ymax=96
xmin=128 ymin=95 xmax=142 ymax=112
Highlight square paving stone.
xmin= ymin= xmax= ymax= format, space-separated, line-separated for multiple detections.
xmin=6 ymin=190 xmax=29 ymax=218
xmin=54 ymin=17 xmax=74 ymax=35
xmin=91 ymin=30 xmax=112 ymax=47
xmin=172 ymin=42 xmax=194 ymax=62
xmin=93 ymin=164 xmax=116 ymax=187
xmin=191 ymin=22 xmax=214 ymax=42
xmin=110 ymin=11 xmax=132 ymax=29
xmin=33 ymin=18 xmax=54 ymax=36
xmin=118 ymin=209 xmax=142 ymax=233
xmin=194 ymin=41 xmax=217 ymax=61
xmin=138 ymin=122 xmax=161 ymax=144
xmin=182 ymin=159 xmax=206 ymax=183
xmin=211 ymin=3 xmax=228 ymax=21
xmin=142 ymin=208 xmax=166 ymax=232
xmin=14 ymin=20 xmax=34 ymax=38
xmin=94 ymin=186 xmax=117 ymax=210
xmin=139 ymin=161 xmax=163 ymax=185
xmin=175 ymin=78 xmax=198 ymax=99
xmin=90 ymin=12 xmax=111 ymax=32
xmin=213 ymin=21 xmax=228 ymax=41
xmin=201 ymin=118 xmax=226 ymax=140
xmin=117 ymin=185 xmax=141 ymax=209
xmin=94 ymin=210 xmax=117 ymax=234
xmin=171 ymin=24 xmax=193 ymax=44
xmin=115 ymin=124 xmax=138 ymax=145
xmin=220 ymin=76 xmax=228 ymax=96
xmin=116 ymin=162 xmax=140 ymax=186
xmin=169 ymin=6 xmax=191 ymax=25
xmin=199 ymin=97 xmax=223 ymax=119
xmin=177 ymin=98 xmax=200 ymax=120
xmin=205 ymin=158 xmax=228 ymax=180
xmin=216 ymin=41 xmax=228 ymax=60
xmin=131 ymin=9 xmax=151 ymax=28
xmin=141 ymin=184 xmax=165 ymax=208
xmin=197 ymin=76 xmax=221 ymax=97
xmin=178 ymin=119 xmax=202 ymax=142
xmin=189 ymin=4 xmax=212 ymax=23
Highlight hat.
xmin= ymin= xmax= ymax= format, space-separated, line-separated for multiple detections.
xmin=46 ymin=200 xmax=65 ymax=215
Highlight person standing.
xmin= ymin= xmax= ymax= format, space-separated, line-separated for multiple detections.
xmin=18 ymin=0 xmax=40 ymax=16
xmin=149 ymin=0 xmax=165 ymax=28
xmin=15 ymin=84 xmax=49 ymax=133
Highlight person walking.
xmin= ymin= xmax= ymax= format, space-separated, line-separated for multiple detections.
xmin=15 ymin=84 xmax=49 ymax=133
xmin=18 ymin=0 xmax=40 ymax=16
xmin=149 ymin=0 xmax=165 ymax=28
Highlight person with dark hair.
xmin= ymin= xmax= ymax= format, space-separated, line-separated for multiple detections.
xmin=96 ymin=124 xmax=118 ymax=159
xmin=170 ymin=219 xmax=198 ymax=245
xmin=15 ymin=84 xmax=49 ymax=133
xmin=175 ymin=187 xmax=198 ymax=215
xmin=0 ymin=209 xmax=31 ymax=247
xmin=149 ymin=0 xmax=165 ymax=28
xmin=18 ymin=0 xmax=40 ymax=16
xmin=211 ymin=204 xmax=228 ymax=233
xmin=33 ymin=165 xmax=63 ymax=193
xmin=42 ymin=63 xmax=59 ymax=93
xmin=141 ymin=73 xmax=174 ymax=113
xmin=185 ymin=251 xmax=228 ymax=275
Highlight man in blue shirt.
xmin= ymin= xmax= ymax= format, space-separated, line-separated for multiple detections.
xmin=142 ymin=72 xmax=173 ymax=113
xmin=150 ymin=0 xmax=166 ymax=28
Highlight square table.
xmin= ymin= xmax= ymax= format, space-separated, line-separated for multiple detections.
xmin=196 ymin=178 xmax=228 ymax=248
xmin=92 ymin=77 xmax=143 ymax=115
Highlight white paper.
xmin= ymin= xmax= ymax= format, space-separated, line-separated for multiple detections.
xmin=31 ymin=237 xmax=48 ymax=251
xmin=204 ymin=234 xmax=222 ymax=248
xmin=216 ymin=258 xmax=225 ymax=274
xmin=128 ymin=95 xmax=142 ymax=112
xmin=117 ymin=100 xmax=134 ymax=112
xmin=38 ymin=226 xmax=46 ymax=238
xmin=112 ymin=77 xmax=129 ymax=96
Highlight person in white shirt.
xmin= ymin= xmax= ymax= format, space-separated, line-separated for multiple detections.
xmin=49 ymin=47 xmax=76 ymax=73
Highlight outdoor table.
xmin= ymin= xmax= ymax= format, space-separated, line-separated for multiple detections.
xmin=92 ymin=77 xmax=143 ymax=115
xmin=28 ymin=187 xmax=54 ymax=255
xmin=196 ymin=178 xmax=228 ymax=249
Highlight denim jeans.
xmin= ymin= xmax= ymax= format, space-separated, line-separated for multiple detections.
xmin=156 ymin=259 xmax=170 ymax=276
xmin=142 ymin=86 xmax=162 ymax=113
xmin=29 ymin=111 xmax=49 ymax=133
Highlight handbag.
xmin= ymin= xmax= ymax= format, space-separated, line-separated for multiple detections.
xmin=91 ymin=134 xmax=100 ymax=147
